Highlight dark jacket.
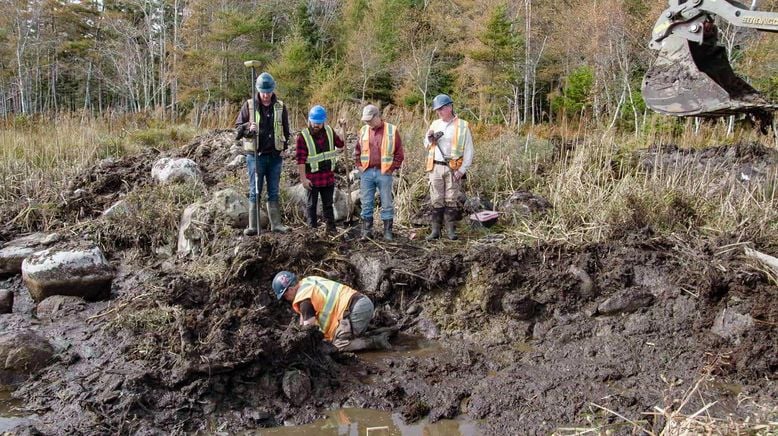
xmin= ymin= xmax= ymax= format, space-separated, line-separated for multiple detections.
xmin=234 ymin=93 xmax=291 ymax=155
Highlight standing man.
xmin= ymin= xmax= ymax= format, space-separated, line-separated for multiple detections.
xmin=354 ymin=104 xmax=404 ymax=241
xmin=296 ymin=105 xmax=345 ymax=234
xmin=234 ymin=72 xmax=291 ymax=235
xmin=272 ymin=271 xmax=390 ymax=351
xmin=423 ymin=94 xmax=474 ymax=241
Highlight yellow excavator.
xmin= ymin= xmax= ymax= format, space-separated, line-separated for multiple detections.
xmin=642 ymin=0 xmax=777 ymax=131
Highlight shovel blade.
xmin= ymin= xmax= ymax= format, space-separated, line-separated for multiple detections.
xmin=642 ymin=36 xmax=778 ymax=117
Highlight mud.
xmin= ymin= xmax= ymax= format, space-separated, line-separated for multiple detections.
xmin=1 ymin=135 xmax=776 ymax=435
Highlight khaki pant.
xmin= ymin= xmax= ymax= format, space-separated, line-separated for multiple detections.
xmin=429 ymin=163 xmax=461 ymax=209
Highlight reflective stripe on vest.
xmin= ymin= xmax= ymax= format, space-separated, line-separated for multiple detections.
xmin=301 ymin=126 xmax=338 ymax=173
xmin=425 ymin=117 xmax=469 ymax=172
xmin=246 ymin=99 xmax=286 ymax=152
xmin=359 ymin=122 xmax=396 ymax=174
xmin=293 ymin=276 xmax=359 ymax=340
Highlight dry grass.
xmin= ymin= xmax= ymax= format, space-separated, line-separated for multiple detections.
xmin=2 ymin=110 xmax=777 ymax=249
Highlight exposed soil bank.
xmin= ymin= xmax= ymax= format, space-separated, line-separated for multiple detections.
xmin=0 ymin=136 xmax=776 ymax=435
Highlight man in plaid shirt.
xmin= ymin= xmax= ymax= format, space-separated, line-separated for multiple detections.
xmin=296 ymin=105 xmax=345 ymax=232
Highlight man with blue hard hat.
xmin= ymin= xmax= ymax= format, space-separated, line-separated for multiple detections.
xmin=295 ymin=105 xmax=345 ymax=233
xmin=423 ymin=94 xmax=474 ymax=241
xmin=234 ymin=72 xmax=291 ymax=236
xmin=271 ymin=271 xmax=390 ymax=351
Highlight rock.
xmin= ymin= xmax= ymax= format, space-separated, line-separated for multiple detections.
xmin=177 ymin=202 xmax=212 ymax=256
xmin=102 ymin=199 xmax=131 ymax=218
xmin=225 ymin=154 xmax=245 ymax=170
xmin=498 ymin=190 xmax=552 ymax=217
xmin=501 ymin=294 xmax=542 ymax=320
xmin=281 ymin=370 xmax=311 ymax=405
xmin=597 ymin=288 xmax=654 ymax=316
xmin=350 ymin=252 xmax=385 ymax=295
xmin=0 ymin=233 xmax=60 ymax=277
xmin=0 ymin=289 xmax=13 ymax=313
xmin=209 ymin=188 xmax=249 ymax=228
xmin=151 ymin=157 xmax=202 ymax=185
xmin=22 ymin=245 xmax=114 ymax=303
xmin=0 ymin=330 xmax=54 ymax=388
xmin=711 ymin=309 xmax=754 ymax=343
xmin=36 ymin=295 xmax=87 ymax=319
xmin=285 ymin=184 xmax=354 ymax=222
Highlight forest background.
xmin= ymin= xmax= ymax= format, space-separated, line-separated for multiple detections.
xmin=2 ymin=0 xmax=778 ymax=246
xmin=1 ymin=0 xmax=776 ymax=132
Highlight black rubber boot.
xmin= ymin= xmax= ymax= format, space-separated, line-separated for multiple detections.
xmin=361 ymin=218 xmax=373 ymax=241
xmin=426 ymin=208 xmax=444 ymax=241
xmin=383 ymin=219 xmax=393 ymax=241
xmin=445 ymin=207 xmax=458 ymax=240
xmin=243 ymin=203 xmax=258 ymax=236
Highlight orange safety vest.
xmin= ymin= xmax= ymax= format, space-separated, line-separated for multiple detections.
xmin=359 ymin=122 xmax=397 ymax=174
xmin=425 ymin=117 xmax=469 ymax=172
xmin=292 ymin=276 xmax=357 ymax=341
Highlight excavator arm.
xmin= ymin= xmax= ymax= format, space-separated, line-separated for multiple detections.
xmin=642 ymin=0 xmax=778 ymax=128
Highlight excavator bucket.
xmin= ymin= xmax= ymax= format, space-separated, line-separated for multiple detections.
xmin=642 ymin=36 xmax=778 ymax=118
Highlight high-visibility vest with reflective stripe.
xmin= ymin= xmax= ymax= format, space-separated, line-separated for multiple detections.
xmin=292 ymin=276 xmax=357 ymax=341
xmin=301 ymin=126 xmax=338 ymax=173
xmin=359 ymin=122 xmax=397 ymax=174
xmin=425 ymin=117 xmax=469 ymax=172
xmin=243 ymin=99 xmax=286 ymax=152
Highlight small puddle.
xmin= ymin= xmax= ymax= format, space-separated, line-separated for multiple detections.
xmin=0 ymin=390 xmax=35 ymax=432
xmin=359 ymin=334 xmax=444 ymax=366
xmin=249 ymin=408 xmax=480 ymax=435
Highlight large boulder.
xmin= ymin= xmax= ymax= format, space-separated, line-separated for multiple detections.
xmin=0 ymin=330 xmax=54 ymax=388
xmin=285 ymin=184 xmax=354 ymax=222
xmin=22 ymin=245 xmax=114 ymax=303
xmin=0 ymin=233 xmax=60 ymax=277
xmin=151 ymin=157 xmax=202 ymax=185
xmin=210 ymin=188 xmax=249 ymax=228
xmin=177 ymin=189 xmax=268 ymax=256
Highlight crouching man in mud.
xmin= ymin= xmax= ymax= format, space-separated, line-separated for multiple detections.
xmin=272 ymin=271 xmax=391 ymax=351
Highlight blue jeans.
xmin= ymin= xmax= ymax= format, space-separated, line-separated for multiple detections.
xmin=360 ymin=168 xmax=394 ymax=221
xmin=246 ymin=153 xmax=282 ymax=203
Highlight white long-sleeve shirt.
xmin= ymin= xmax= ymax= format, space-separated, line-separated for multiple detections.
xmin=423 ymin=117 xmax=474 ymax=173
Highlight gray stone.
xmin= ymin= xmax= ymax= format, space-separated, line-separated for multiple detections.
xmin=285 ymin=184 xmax=353 ymax=222
xmin=597 ymin=288 xmax=655 ymax=315
xmin=22 ymin=245 xmax=114 ymax=302
xmin=151 ymin=157 xmax=202 ymax=185
xmin=225 ymin=154 xmax=245 ymax=170
xmin=350 ymin=252 xmax=385 ymax=295
xmin=36 ymin=295 xmax=87 ymax=319
xmin=0 ymin=233 xmax=60 ymax=277
xmin=281 ymin=370 xmax=311 ymax=405
xmin=0 ymin=330 xmax=54 ymax=388
xmin=0 ymin=289 xmax=13 ymax=314
xmin=210 ymin=188 xmax=249 ymax=228
xmin=102 ymin=200 xmax=131 ymax=218
xmin=177 ymin=202 xmax=212 ymax=256
xmin=711 ymin=309 xmax=754 ymax=343
xmin=502 ymin=294 xmax=542 ymax=320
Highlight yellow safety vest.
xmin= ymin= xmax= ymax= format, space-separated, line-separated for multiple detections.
xmin=359 ymin=122 xmax=397 ymax=174
xmin=243 ymin=99 xmax=285 ymax=152
xmin=425 ymin=117 xmax=469 ymax=172
xmin=300 ymin=126 xmax=338 ymax=173
xmin=292 ymin=276 xmax=357 ymax=341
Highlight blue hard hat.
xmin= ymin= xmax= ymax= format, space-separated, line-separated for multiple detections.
xmin=308 ymin=105 xmax=327 ymax=124
xmin=432 ymin=94 xmax=453 ymax=111
xmin=272 ymin=271 xmax=297 ymax=300
xmin=256 ymin=72 xmax=275 ymax=93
